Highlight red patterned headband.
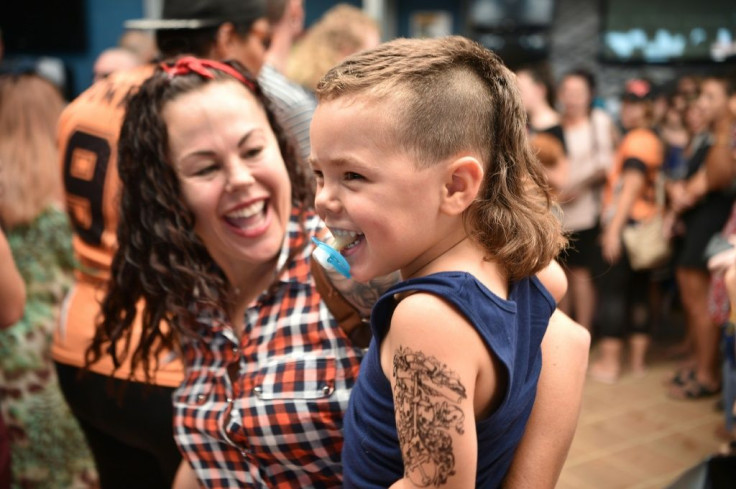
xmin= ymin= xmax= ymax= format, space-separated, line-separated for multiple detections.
xmin=160 ymin=56 xmax=255 ymax=91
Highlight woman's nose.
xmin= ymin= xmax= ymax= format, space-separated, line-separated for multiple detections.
xmin=225 ymin=161 xmax=255 ymax=193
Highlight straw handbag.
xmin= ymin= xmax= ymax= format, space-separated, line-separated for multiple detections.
xmin=622 ymin=175 xmax=672 ymax=270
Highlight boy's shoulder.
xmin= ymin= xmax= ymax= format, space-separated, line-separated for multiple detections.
xmin=387 ymin=276 xmax=469 ymax=326
xmin=386 ymin=272 xmax=491 ymax=326
xmin=387 ymin=288 xmax=484 ymax=353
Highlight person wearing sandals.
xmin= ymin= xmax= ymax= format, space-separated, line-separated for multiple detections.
xmin=591 ymin=79 xmax=664 ymax=383
xmin=556 ymin=69 xmax=616 ymax=333
xmin=666 ymin=75 xmax=736 ymax=400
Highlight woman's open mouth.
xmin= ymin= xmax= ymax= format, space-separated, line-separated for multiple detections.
xmin=223 ymin=199 xmax=270 ymax=236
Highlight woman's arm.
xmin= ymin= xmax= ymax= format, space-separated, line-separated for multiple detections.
xmin=312 ymin=233 xmax=400 ymax=318
xmin=325 ymin=268 xmax=401 ymax=318
xmin=594 ymin=109 xmax=617 ymax=174
xmin=677 ymin=119 xmax=735 ymax=212
xmin=0 ymin=228 xmax=26 ymax=328
xmin=601 ymin=168 xmax=646 ymax=263
xmin=382 ymin=294 xmax=488 ymax=489
xmin=501 ymin=263 xmax=588 ymax=488
xmin=503 ymin=309 xmax=590 ymax=488
xmin=171 ymin=459 xmax=200 ymax=489
xmin=535 ymin=259 xmax=567 ymax=303
xmin=558 ymin=167 xmax=607 ymax=203
xmin=704 ymin=116 xmax=736 ymax=192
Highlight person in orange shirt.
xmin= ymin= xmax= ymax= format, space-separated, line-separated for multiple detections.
xmin=591 ymin=78 xmax=665 ymax=383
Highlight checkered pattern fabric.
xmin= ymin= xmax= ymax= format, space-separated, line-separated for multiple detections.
xmin=174 ymin=209 xmax=363 ymax=488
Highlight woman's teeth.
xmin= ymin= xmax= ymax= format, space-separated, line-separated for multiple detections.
xmin=226 ymin=200 xmax=265 ymax=219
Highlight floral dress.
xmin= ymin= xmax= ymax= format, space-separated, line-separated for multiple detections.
xmin=0 ymin=207 xmax=98 ymax=488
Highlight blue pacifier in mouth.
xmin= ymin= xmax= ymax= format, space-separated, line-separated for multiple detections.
xmin=311 ymin=236 xmax=351 ymax=279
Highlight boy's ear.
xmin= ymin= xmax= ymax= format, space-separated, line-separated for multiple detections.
xmin=440 ymin=156 xmax=484 ymax=215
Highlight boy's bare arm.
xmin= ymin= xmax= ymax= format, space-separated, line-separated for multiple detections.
xmin=502 ymin=309 xmax=590 ymax=489
xmin=382 ymin=294 xmax=486 ymax=489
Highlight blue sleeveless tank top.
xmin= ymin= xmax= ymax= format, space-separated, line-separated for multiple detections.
xmin=342 ymin=271 xmax=556 ymax=488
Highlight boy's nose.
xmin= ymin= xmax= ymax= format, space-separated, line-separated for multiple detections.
xmin=315 ymin=184 xmax=342 ymax=215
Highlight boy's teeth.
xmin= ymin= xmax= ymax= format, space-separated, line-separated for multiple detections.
xmin=226 ymin=201 xmax=264 ymax=219
xmin=331 ymin=229 xmax=360 ymax=250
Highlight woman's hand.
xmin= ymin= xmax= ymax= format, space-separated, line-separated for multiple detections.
xmin=668 ymin=178 xmax=701 ymax=214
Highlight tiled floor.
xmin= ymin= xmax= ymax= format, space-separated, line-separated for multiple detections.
xmin=557 ymin=355 xmax=727 ymax=489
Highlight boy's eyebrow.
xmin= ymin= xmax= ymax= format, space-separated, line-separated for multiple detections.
xmin=307 ymin=156 xmax=363 ymax=169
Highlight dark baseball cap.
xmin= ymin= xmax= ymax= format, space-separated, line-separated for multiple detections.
xmin=125 ymin=0 xmax=267 ymax=30
xmin=622 ymin=78 xmax=654 ymax=102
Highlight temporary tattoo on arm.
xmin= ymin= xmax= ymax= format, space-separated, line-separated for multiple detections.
xmin=330 ymin=270 xmax=401 ymax=317
xmin=393 ymin=345 xmax=468 ymax=487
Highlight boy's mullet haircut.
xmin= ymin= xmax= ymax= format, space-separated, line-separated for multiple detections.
xmin=316 ymin=36 xmax=566 ymax=281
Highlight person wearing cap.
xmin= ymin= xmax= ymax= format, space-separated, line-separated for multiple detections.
xmin=53 ymin=1 xmax=274 ymax=488
xmin=591 ymin=78 xmax=665 ymax=384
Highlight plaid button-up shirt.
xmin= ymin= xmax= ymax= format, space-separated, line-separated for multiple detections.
xmin=174 ymin=209 xmax=363 ymax=488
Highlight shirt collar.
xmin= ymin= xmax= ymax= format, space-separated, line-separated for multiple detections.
xmin=272 ymin=207 xmax=320 ymax=287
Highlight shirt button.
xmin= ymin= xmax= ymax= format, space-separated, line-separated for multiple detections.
xmin=231 ymin=346 xmax=239 ymax=355
xmin=226 ymin=397 xmax=233 ymax=403
xmin=196 ymin=394 xmax=206 ymax=403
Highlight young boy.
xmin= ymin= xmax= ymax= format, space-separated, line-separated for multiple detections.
xmin=309 ymin=36 xmax=567 ymax=488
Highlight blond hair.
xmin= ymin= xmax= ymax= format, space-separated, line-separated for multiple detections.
xmin=0 ymin=74 xmax=66 ymax=228
xmin=316 ymin=36 xmax=566 ymax=280
xmin=287 ymin=4 xmax=379 ymax=91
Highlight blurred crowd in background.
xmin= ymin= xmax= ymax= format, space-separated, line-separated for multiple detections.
xmin=0 ymin=0 xmax=735 ymax=487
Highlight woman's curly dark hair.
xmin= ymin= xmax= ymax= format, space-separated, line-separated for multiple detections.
xmin=86 ymin=59 xmax=314 ymax=381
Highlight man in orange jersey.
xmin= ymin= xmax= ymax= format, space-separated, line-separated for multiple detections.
xmin=53 ymin=1 xmax=271 ymax=488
